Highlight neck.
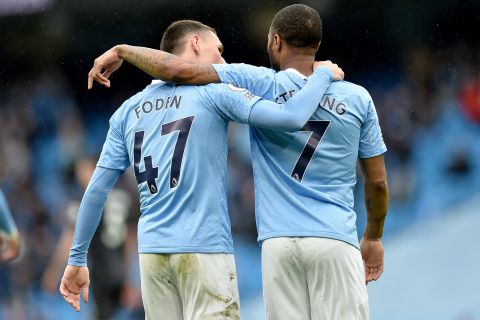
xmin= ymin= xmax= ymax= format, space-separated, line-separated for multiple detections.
xmin=279 ymin=54 xmax=315 ymax=76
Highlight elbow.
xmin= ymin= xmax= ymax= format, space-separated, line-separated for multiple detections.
xmin=170 ymin=62 xmax=194 ymax=84
xmin=282 ymin=118 xmax=306 ymax=133
xmin=85 ymin=182 xmax=108 ymax=200
xmin=368 ymin=178 xmax=388 ymax=194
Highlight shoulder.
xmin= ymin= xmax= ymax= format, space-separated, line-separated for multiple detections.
xmin=110 ymin=83 xmax=165 ymax=124
xmin=228 ymin=63 xmax=275 ymax=74
xmin=216 ymin=63 xmax=276 ymax=79
xmin=329 ymin=81 xmax=373 ymax=104
xmin=330 ymin=80 xmax=369 ymax=95
xmin=200 ymin=82 xmax=247 ymax=96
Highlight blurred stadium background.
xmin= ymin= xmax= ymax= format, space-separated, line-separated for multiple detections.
xmin=1 ymin=0 xmax=479 ymax=319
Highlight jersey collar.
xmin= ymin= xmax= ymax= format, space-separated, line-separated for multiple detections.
xmin=284 ymin=68 xmax=308 ymax=81
xmin=151 ymin=80 xmax=164 ymax=84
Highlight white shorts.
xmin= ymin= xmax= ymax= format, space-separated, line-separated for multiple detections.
xmin=139 ymin=253 xmax=240 ymax=320
xmin=262 ymin=237 xmax=369 ymax=320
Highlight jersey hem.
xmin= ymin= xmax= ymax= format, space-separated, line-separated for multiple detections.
xmin=258 ymin=231 xmax=359 ymax=249
xmin=138 ymin=246 xmax=234 ymax=254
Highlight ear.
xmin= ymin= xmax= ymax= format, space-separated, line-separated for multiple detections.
xmin=273 ymin=33 xmax=282 ymax=52
xmin=189 ymin=35 xmax=201 ymax=55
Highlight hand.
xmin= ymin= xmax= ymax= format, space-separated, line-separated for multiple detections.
xmin=59 ymin=265 xmax=90 ymax=312
xmin=88 ymin=46 xmax=124 ymax=89
xmin=0 ymin=232 xmax=21 ymax=263
xmin=313 ymin=60 xmax=344 ymax=81
xmin=360 ymin=235 xmax=384 ymax=284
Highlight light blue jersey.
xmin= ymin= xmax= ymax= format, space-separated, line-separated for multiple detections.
xmin=213 ymin=64 xmax=387 ymax=248
xmin=97 ymin=81 xmax=262 ymax=254
xmin=73 ymin=67 xmax=334 ymax=260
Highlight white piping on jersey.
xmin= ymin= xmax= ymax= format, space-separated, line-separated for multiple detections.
xmin=284 ymin=68 xmax=308 ymax=81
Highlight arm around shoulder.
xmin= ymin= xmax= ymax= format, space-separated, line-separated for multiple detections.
xmin=116 ymin=45 xmax=220 ymax=84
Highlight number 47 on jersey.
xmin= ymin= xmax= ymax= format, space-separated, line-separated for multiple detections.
xmin=133 ymin=116 xmax=194 ymax=194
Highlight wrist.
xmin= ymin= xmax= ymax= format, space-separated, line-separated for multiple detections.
xmin=115 ymin=45 xmax=127 ymax=59
xmin=362 ymin=233 xmax=382 ymax=241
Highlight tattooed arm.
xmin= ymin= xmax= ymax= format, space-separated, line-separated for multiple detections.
xmin=87 ymin=45 xmax=220 ymax=89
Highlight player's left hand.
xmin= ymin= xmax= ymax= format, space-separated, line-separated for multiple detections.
xmin=313 ymin=60 xmax=344 ymax=81
xmin=59 ymin=265 xmax=90 ymax=312
xmin=88 ymin=46 xmax=124 ymax=89
xmin=360 ymin=235 xmax=384 ymax=284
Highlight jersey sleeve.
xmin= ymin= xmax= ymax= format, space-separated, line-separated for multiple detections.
xmin=68 ymin=167 xmax=122 ymax=266
xmin=97 ymin=112 xmax=131 ymax=172
xmin=247 ymin=66 xmax=333 ymax=132
xmin=359 ymin=98 xmax=387 ymax=158
xmin=199 ymin=83 xmax=262 ymax=123
xmin=202 ymin=67 xmax=333 ymax=132
xmin=212 ymin=63 xmax=276 ymax=97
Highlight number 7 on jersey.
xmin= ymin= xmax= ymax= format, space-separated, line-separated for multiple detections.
xmin=291 ymin=120 xmax=330 ymax=182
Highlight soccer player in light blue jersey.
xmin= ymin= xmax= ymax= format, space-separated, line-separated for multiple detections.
xmin=0 ymin=190 xmax=21 ymax=263
xmin=87 ymin=4 xmax=389 ymax=320
xmin=61 ymin=20 xmax=344 ymax=319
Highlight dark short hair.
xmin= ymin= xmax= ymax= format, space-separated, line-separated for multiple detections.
xmin=270 ymin=4 xmax=322 ymax=50
xmin=160 ymin=20 xmax=216 ymax=55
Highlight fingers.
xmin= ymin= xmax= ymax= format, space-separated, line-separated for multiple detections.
xmin=87 ymin=57 xmax=110 ymax=89
xmin=313 ymin=60 xmax=344 ymax=81
xmin=62 ymin=291 xmax=81 ymax=312
xmin=365 ymin=265 xmax=384 ymax=283
xmin=87 ymin=59 xmax=101 ymax=89
xmin=87 ymin=70 xmax=110 ymax=89
xmin=102 ymin=68 xmax=113 ymax=79
xmin=60 ymin=280 xmax=82 ymax=312
xmin=335 ymin=68 xmax=345 ymax=81
xmin=87 ymin=70 xmax=94 ymax=89
xmin=95 ymin=73 xmax=111 ymax=88
xmin=82 ymin=281 xmax=89 ymax=303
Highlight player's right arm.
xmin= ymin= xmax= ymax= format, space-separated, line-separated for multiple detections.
xmin=359 ymin=155 xmax=388 ymax=283
xmin=60 ymin=112 xmax=130 ymax=312
xmin=87 ymin=45 xmax=344 ymax=94
xmin=357 ymin=96 xmax=389 ymax=283
xmin=60 ymin=166 xmax=122 ymax=312
xmin=88 ymin=45 xmax=221 ymax=89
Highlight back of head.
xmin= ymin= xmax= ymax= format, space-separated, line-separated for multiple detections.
xmin=270 ymin=4 xmax=322 ymax=51
xmin=160 ymin=20 xmax=216 ymax=55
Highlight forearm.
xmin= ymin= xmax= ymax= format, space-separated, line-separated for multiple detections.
xmin=116 ymin=45 xmax=220 ymax=84
xmin=248 ymin=66 xmax=332 ymax=132
xmin=68 ymin=167 xmax=121 ymax=266
xmin=363 ymin=179 xmax=388 ymax=239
